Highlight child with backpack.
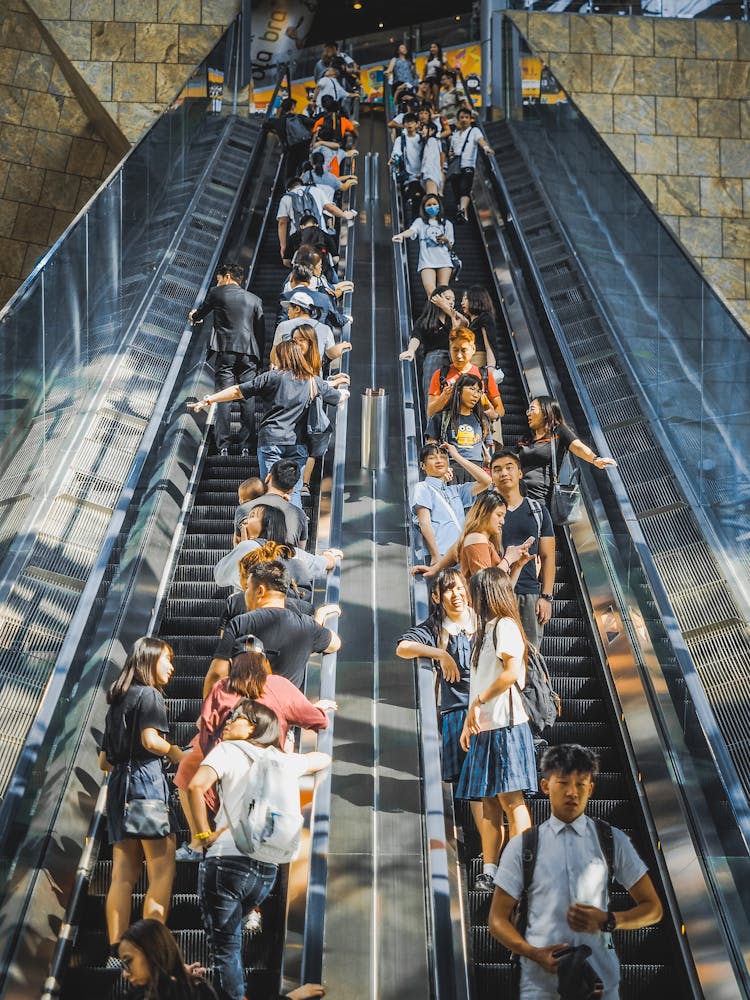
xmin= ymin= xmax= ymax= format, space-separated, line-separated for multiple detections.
xmin=188 ymin=700 xmax=330 ymax=1000
xmin=489 ymin=744 xmax=663 ymax=1000
xmin=424 ymin=372 xmax=492 ymax=480
xmin=455 ymin=567 xmax=537 ymax=891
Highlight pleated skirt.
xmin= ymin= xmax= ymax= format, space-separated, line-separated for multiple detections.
xmin=455 ymin=722 xmax=538 ymax=800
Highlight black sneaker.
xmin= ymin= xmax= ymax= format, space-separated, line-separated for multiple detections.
xmin=241 ymin=447 xmax=251 ymax=458
xmin=474 ymin=872 xmax=495 ymax=892
xmin=219 ymin=447 xmax=229 ymax=457
xmin=455 ymin=210 xmax=468 ymax=224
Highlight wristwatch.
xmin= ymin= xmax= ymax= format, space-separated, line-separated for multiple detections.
xmin=540 ymin=593 xmax=553 ymax=602
xmin=601 ymin=910 xmax=616 ymax=933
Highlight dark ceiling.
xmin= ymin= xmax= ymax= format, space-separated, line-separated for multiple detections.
xmin=307 ymin=1 xmax=475 ymax=46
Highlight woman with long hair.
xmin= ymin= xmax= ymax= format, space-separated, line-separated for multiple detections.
xmin=392 ymin=192 xmax=456 ymax=298
xmin=100 ymin=637 xmax=184 ymax=958
xmin=119 ymin=919 xmax=217 ymax=999
xmin=301 ymin=149 xmax=358 ymax=198
xmin=398 ymin=284 xmax=464 ymax=405
xmin=457 ymin=490 xmax=507 ymax=579
xmin=396 ymin=568 xmax=474 ymax=784
xmin=174 ymin=648 xmax=335 ymax=859
xmin=189 ymin=340 xmax=347 ymax=508
xmin=456 ymin=568 xmax=536 ymax=891
xmin=518 ymin=395 xmax=617 ymax=508
xmin=386 ymin=42 xmax=419 ymax=103
xmin=422 ymin=41 xmax=446 ymax=106
xmin=425 ymin=371 xmax=491 ymax=479
xmin=461 ymin=285 xmax=500 ymax=371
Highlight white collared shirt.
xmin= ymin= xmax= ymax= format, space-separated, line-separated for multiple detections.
xmin=495 ymin=813 xmax=648 ymax=998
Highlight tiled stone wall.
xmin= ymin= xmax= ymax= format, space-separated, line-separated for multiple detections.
xmin=0 ymin=0 xmax=119 ymax=303
xmin=0 ymin=0 xmax=239 ymax=305
xmin=507 ymin=12 xmax=750 ymax=331
xmin=30 ymin=0 xmax=239 ymax=142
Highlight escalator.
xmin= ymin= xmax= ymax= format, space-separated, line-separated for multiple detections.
xmin=60 ymin=173 xmax=326 ymax=1000
xmin=393 ymin=149 xmax=694 ymax=997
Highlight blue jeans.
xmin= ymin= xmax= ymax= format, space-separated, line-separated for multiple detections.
xmin=256 ymin=443 xmax=308 ymax=509
xmin=198 ymin=854 xmax=278 ymax=1000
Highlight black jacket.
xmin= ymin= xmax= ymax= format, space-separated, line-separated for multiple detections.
xmin=192 ymin=282 xmax=265 ymax=360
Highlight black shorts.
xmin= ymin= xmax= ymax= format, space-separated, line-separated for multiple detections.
xmin=451 ymin=166 xmax=475 ymax=197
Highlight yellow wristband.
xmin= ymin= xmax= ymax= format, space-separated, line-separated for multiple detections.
xmin=195 ymin=831 xmax=211 ymax=842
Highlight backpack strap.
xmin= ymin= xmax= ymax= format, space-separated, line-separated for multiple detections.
xmin=594 ymin=818 xmax=615 ymax=882
xmin=526 ymin=498 xmax=544 ymax=538
xmin=521 ymin=825 xmax=539 ymax=893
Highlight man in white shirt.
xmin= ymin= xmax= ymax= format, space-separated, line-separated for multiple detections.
xmin=448 ymin=108 xmax=494 ymax=222
xmin=276 ymin=177 xmax=356 ymax=262
xmin=489 ymin=744 xmax=663 ymax=999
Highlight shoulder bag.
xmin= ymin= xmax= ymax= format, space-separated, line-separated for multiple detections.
xmin=304 ymin=378 xmax=333 ymax=458
xmin=445 ymin=125 xmax=475 ymax=179
xmin=549 ymin=430 xmax=582 ymax=526
xmin=122 ymin=688 xmax=172 ymax=839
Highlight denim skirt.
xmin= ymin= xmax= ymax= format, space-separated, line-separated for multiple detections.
xmin=455 ymin=722 xmax=538 ymax=800
xmin=107 ymin=757 xmax=178 ymax=844
xmin=440 ymin=707 xmax=468 ymax=783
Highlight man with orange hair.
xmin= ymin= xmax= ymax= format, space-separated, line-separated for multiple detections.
xmin=426 ymin=326 xmax=504 ymax=422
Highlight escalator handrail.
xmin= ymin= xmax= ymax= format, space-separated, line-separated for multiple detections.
xmin=300 ymin=94 xmax=359 ymax=987
xmin=385 ymin=83 xmax=472 ymax=1000
xmin=480 ymin=130 xmax=750 ymax=858
xmin=35 ymin=75 xmax=290 ymax=1000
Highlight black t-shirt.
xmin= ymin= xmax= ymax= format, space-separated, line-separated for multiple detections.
xmin=413 ymin=314 xmax=453 ymax=355
xmin=219 ymin=591 xmax=314 ymax=633
xmin=469 ymin=310 xmax=499 ymax=361
xmin=213 ymin=608 xmax=332 ymax=690
xmin=102 ymin=685 xmax=169 ymax=764
xmin=501 ymin=497 xmax=554 ymax=595
xmin=517 ymin=424 xmax=576 ymax=503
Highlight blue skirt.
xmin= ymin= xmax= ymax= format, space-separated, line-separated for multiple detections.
xmin=455 ymin=722 xmax=538 ymax=800
xmin=441 ymin=708 xmax=468 ymax=783
xmin=107 ymin=757 xmax=179 ymax=844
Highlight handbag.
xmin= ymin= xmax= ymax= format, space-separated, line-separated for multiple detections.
xmin=304 ymin=378 xmax=333 ymax=458
xmin=122 ymin=689 xmax=171 ymax=839
xmin=549 ymin=431 xmax=582 ymax=526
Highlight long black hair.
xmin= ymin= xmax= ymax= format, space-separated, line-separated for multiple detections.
xmin=256 ymin=504 xmax=292 ymax=545
xmin=468 ymin=567 xmax=527 ymax=671
xmin=413 ymin=284 xmax=453 ymax=335
xmin=445 ymin=372 xmax=488 ymax=440
xmin=463 ymin=285 xmax=494 ymax=320
xmin=107 ymin=637 xmax=174 ymax=705
xmin=429 ymin=567 xmax=470 ymax=631
xmin=534 ymin=395 xmax=565 ymax=436
xmin=121 ymin=919 xmax=216 ymax=1000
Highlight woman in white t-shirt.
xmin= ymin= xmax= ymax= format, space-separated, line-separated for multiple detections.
xmin=456 ymin=567 xmax=536 ymax=892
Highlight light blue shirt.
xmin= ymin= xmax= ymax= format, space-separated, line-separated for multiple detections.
xmin=494 ymin=812 xmax=648 ymax=999
xmin=411 ymin=476 xmax=475 ymax=560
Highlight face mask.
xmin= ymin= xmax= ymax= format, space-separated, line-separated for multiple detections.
xmin=425 ymin=204 xmax=440 ymax=217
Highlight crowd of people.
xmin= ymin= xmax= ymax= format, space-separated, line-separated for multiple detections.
xmin=96 ymin=55 xmax=363 ymax=998
xmin=92 ymin=36 xmax=659 ymax=1000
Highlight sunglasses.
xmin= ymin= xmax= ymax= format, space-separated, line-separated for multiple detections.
xmin=229 ymin=707 xmax=253 ymax=724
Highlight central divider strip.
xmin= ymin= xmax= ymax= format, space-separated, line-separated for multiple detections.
xmin=316 ymin=111 xmax=432 ymax=1000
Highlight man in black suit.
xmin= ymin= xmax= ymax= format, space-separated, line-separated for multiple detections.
xmin=189 ymin=262 xmax=265 ymax=457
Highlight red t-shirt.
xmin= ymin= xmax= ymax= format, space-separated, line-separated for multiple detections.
xmin=428 ymin=363 xmax=500 ymax=399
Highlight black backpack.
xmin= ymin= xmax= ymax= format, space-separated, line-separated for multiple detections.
xmin=506 ymin=638 xmax=561 ymax=737
xmin=511 ymin=819 xmax=615 ymax=937
xmin=284 ymin=113 xmax=312 ymax=147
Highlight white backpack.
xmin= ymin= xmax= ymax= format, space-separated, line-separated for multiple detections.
xmin=224 ymin=743 xmax=304 ymax=864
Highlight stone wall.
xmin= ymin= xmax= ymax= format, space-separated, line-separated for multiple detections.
xmin=0 ymin=0 xmax=239 ymax=305
xmin=507 ymin=12 xmax=750 ymax=331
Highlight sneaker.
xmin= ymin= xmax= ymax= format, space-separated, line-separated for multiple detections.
xmin=105 ymin=954 xmax=122 ymax=971
xmin=241 ymin=447 xmax=251 ymax=458
xmin=219 ymin=447 xmax=229 ymax=457
xmin=243 ymin=909 xmax=262 ymax=934
xmin=474 ymin=872 xmax=495 ymax=892
xmin=455 ymin=210 xmax=468 ymax=224
xmin=176 ymin=842 xmax=203 ymax=862
xmin=301 ymin=484 xmax=311 ymax=498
